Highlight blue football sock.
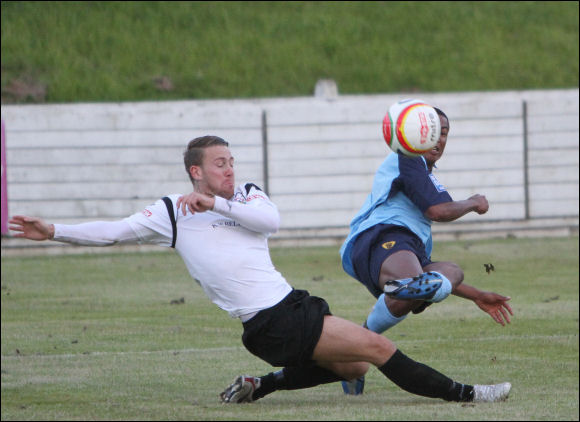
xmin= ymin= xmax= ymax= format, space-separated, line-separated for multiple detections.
xmin=366 ymin=293 xmax=407 ymax=334
xmin=427 ymin=271 xmax=452 ymax=303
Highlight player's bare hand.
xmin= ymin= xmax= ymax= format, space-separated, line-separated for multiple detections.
xmin=468 ymin=194 xmax=489 ymax=215
xmin=474 ymin=292 xmax=513 ymax=326
xmin=177 ymin=192 xmax=216 ymax=215
xmin=9 ymin=215 xmax=54 ymax=241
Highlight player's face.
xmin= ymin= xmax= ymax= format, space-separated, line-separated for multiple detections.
xmin=194 ymin=145 xmax=235 ymax=198
xmin=424 ymin=114 xmax=449 ymax=166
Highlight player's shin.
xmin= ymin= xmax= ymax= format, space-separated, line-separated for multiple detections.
xmin=383 ymin=271 xmax=452 ymax=303
xmin=378 ymin=349 xmax=474 ymax=402
xmin=366 ymin=293 xmax=407 ymax=333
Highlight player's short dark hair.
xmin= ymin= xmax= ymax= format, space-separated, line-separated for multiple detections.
xmin=184 ymin=135 xmax=229 ymax=182
xmin=434 ymin=108 xmax=450 ymax=130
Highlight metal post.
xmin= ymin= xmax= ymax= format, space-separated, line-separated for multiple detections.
xmin=1 ymin=120 xmax=8 ymax=235
xmin=261 ymin=110 xmax=270 ymax=196
xmin=522 ymin=100 xmax=530 ymax=219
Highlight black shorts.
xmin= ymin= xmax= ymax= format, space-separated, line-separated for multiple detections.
xmin=241 ymin=289 xmax=331 ymax=367
xmin=351 ymin=224 xmax=432 ymax=299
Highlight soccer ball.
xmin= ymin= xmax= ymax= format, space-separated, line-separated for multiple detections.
xmin=382 ymin=99 xmax=441 ymax=157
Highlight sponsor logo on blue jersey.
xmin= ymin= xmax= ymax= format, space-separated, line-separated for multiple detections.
xmin=429 ymin=174 xmax=447 ymax=193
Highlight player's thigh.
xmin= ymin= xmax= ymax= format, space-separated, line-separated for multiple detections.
xmin=378 ymin=249 xmax=423 ymax=289
xmin=312 ymin=315 xmax=396 ymax=367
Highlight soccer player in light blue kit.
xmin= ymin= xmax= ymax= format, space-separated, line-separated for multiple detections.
xmin=340 ymin=108 xmax=514 ymax=395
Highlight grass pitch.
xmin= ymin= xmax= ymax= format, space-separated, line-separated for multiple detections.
xmin=1 ymin=236 xmax=578 ymax=420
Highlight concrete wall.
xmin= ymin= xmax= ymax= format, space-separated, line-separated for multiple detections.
xmin=1 ymin=88 xmax=578 ymax=253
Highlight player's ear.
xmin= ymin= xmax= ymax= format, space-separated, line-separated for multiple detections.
xmin=189 ymin=165 xmax=202 ymax=181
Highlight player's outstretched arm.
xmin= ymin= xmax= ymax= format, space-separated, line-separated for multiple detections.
xmin=10 ymin=215 xmax=142 ymax=247
xmin=9 ymin=215 xmax=54 ymax=241
xmin=453 ymin=283 xmax=513 ymax=326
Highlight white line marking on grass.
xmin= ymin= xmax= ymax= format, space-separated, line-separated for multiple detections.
xmin=395 ymin=333 xmax=576 ymax=344
xmin=1 ymin=333 xmax=575 ymax=361
xmin=0 ymin=346 xmax=245 ymax=360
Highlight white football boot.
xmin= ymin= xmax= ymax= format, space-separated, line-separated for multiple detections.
xmin=473 ymin=382 xmax=512 ymax=402
xmin=220 ymin=375 xmax=261 ymax=404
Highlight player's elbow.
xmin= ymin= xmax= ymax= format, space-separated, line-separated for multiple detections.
xmin=248 ymin=212 xmax=280 ymax=234
xmin=425 ymin=204 xmax=452 ymax=222
xmin=262 ymin=206 xmax=281 ymax=233
xmin=264 ymin=214 xmax=280 ymax=233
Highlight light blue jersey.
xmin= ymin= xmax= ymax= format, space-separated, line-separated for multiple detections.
xmin=340 ymin=153 xmax=452 ymax=278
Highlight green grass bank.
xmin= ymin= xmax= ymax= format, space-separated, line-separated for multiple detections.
xmin=1 ymin=1 xmax=578 ymax=103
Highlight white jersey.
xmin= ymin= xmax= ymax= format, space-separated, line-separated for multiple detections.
xmin=53 ymin=182 xmax=293 ymax=318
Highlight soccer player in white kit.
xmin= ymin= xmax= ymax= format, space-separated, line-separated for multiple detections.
xmin=9 ymin=135 xmax=511 ymax=404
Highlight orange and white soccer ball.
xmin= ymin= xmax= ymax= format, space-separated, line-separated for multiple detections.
xmin=382 ymin=99 xmax=441 ymax=157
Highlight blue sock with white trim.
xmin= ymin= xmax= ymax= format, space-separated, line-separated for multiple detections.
xmin=426 ymin=271 xmax=452 ymax=303
xmin=366 ymin=293 xmax=407 ymax=334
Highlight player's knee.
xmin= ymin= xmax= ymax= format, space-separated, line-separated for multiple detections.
xmin=431 ymin=263 xmax=463 ymax=289
xmin=343 ymin=362 xmax=369 ymax=380
xmin=365 ymin=333 xmax=397 ymax=365
xmin=447 ymin=263 xmax=464 ymax=289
